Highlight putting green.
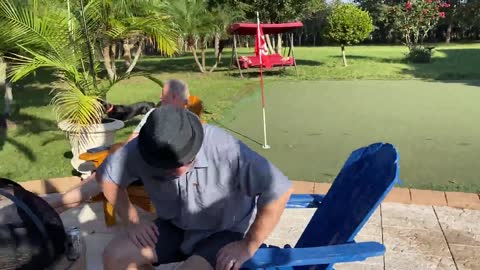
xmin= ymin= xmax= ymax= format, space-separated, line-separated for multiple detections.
xmin=219 ymin=80 xmax=480 ymax=192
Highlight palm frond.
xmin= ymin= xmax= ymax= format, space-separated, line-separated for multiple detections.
xmin=52 ymin=84 xmax=104 ymax=148
xmin=0 ymin=0 xmax=69 ymax=54
xmin=7 ymin=45 xmax=80 ymax=82
xmin=125 ymin=16 xmax=178 ymax=56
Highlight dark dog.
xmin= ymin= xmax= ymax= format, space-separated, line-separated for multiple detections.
xmin=100 ymin=100 xmax=155 ymax=121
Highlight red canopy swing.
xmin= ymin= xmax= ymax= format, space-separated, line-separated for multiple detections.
xmin=228 ymin=21 xmax=303 ymax=77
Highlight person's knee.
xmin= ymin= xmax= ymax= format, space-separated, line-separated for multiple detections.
xmin=103 ymin=237 xmax=157 ymax=269
xmin=177 ymin=255 xmax=213 ymax=270
xmin=103 ymin=240 xmax=128 ymax=269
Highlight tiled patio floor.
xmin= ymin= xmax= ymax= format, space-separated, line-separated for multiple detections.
xmin=58 ymin=202 xmax=480 ymax=270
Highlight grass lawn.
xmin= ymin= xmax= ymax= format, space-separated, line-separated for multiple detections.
xmin=0 ymin=71 xmax=256 ymax=181
xmin=220 ymin=80 xmax=480 ymax=193
xmin=234 ymin=43 xmax=480 ymax=80
xmin=1 ymin=44 xmax=479 ymax=192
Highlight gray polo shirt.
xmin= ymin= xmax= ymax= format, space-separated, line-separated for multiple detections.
xmin=97 ymin=124 xmax=291 ymax=253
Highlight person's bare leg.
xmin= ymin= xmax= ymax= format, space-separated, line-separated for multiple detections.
xmin=103 ymin=234 xmax=158 ymax=270
xmin=42 ymin=173 xmax=101 ymax=213
xmin=176 ymin=256 xmax=213 ymax=270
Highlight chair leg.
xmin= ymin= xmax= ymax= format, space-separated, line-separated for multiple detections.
xmin=103 ymin=201 xmax=116 ymax=227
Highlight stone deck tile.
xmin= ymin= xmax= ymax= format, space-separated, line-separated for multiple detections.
xmin=450 ymin=245 xmax=480 ymax=270
xmin=381 ymin=203 xmax=440 ymax=230
xmin=434 ymin=206 xmax=480 ymax=247
xmin=265 ymin=208 xmax=314 ymax=246
xmin=410 ymin=189 xmax=448 ymax=206
xmin=356 ymin=208 xmax=382 ymax=243
xmin=335 ymin=261 xmax=384 ymax=270
xmin=381 ymin=203 xmax=456 ymax=270
xmin=384 ymin=252 xmax=456 ymax=270
xmin=291 ymin=181 xmax=315 ymax=193
xmin=383 ymin=226 xmax=451 ymax=257
xmin=384 ymin=188 xmax=411 ymax=204
xmin=445 ymin=192 xmax=480 ymax=210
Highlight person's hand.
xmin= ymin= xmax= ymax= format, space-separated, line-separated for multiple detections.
xmin=216 ymin=239 xmax=257 ymax=270
xmin=127 ymin=221 xmax=159 ymax=249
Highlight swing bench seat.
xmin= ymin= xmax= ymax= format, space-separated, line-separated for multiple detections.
xmin=236 ymin=53 xmax=295 ymax=69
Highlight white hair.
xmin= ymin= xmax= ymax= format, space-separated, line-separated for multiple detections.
xmin=165 ymin=79 xmax=189 ymax=102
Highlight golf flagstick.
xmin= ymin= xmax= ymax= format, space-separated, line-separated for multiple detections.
xmin=256 ymin=11 xmax=270 ymax=149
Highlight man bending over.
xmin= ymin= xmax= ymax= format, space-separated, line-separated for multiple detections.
xmin=98 ymin=105 xmax=292 ymax=270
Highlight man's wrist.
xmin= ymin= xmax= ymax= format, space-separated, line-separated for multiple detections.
xmin=243 ymin=235 xmax=263 ymax=253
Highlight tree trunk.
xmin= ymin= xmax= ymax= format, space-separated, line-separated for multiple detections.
xmin=102 ymin=44 xmax=116 ymax=81
xmin=276 ymin=34 xmax=282 ymax=54
xmin=313 ymin=33 xmax=317 ymax=46
xmin=0 ymin=60 xmax=15 ymax=130
xmin=123 ymin=39 xmax=134 ymax=68
xmin=117 ymin=41 xmax=123 ymax=59
xmin=214 ymin=33 xmax=221 ymax=58
xmin=446 ymin=23 xmax=452 ymax=44
xmin=298 ymin=33 xmax=302 ymax=46
xmin=218 ymin=39 xmax=226 ymax=62
xmin=341 ymin=45 xmax=348 ymax=67
xmin=191 ymin=46 xmax=205 ymax=73
xmin=126 ymin=39 xmax=145 ymax=75
xmin=110 ymin=43 xmax=116 ymax=77
xmin=209 ymin=47 xmax=223 ymax=73
xmin=1 ymin=61 xmax=12 ymax=116
xmin=201 ymin=49 xmax=206 ymax=71
xmin=4 ymin=80 xmax=12 ymax=117
xmin=265 ymin=34 xmax=274 ymax=54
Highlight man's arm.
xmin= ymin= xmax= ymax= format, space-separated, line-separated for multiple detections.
xmin=216 ymin=187 xmax=293 ymax=270
xmin=128 ymin=108 xmax=154 ymax=142
xmin=97 ymin=175 xmax=159 ymax=248
xmin=126 ymin=132 xmax=139 ymax=142
xmin=244 ymin=187 xmax=293 ymax=250
xmin=217 ymin=139 xmax=293 ymax=270
xmin=97 ymin=175 xmax=140 ymax=224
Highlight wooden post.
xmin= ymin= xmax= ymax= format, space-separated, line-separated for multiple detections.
xmin=290 ymin=33 xmax=298 ymax=76
xmin=233 ymin=35 xmax=243 ymax=78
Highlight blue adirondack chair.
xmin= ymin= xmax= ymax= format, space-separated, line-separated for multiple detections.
xmin=242 ymin=142 xmax=400 ymax=270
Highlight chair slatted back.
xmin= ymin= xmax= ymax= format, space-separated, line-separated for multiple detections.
xmin=295 ymin=143 xmax=399 ymax=270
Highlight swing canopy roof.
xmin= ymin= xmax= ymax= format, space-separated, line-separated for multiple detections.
xmin=228 ymin=22 xmax=303 ymax=36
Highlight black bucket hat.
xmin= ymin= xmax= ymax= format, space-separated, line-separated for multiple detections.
xmin=137 ymin=105 xmax=204 ymax=169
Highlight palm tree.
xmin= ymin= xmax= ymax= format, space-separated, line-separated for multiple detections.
xmin=87 ymin=0 xmax=178 ymax=81
xmin=208 ymin=3 xmax=245 ymax=72
xmin=168 ymin=0 xmax=217 ymax=73
xmin=0 ymin=0 xmax=177 ymax=147
xmin=0 ymin=0 xmax=63 ymax=127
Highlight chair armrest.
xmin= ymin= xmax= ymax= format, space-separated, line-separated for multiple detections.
xmin=286 ymin=194 xmax=324 ymax=208
xmin=242 ymin=241 xmax=385 ymax=269
xmin=86 ymin=145 xmax=111 ymax=153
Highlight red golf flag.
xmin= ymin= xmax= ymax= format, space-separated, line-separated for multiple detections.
xmin=254 ymin=24 xmax=271 ymax=69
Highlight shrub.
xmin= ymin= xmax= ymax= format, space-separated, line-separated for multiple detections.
xmin=406 ymin=47 xmax=434 ymax=63
xmin=324 ymin=4 xmax=373 ymax=66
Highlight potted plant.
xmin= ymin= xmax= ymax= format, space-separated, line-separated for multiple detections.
xmin=0 ymin=0 xmax=177 ymax=172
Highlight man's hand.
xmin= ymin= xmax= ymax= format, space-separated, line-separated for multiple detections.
xmin=216 ymin=239 xmax=257 ymax=270
xmin=127 ymin=221 xmax=159 ymax=249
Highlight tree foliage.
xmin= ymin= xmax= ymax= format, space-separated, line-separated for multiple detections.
xmin=354 ymin=0 xmax=480 ymax=44
xmin=324 ymin=3 xmax=373 ymax=66
xmin=324 ymin=4 xmax=373 ymax=46
xmin=394 ymin=0 xmax=450 ymax=50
